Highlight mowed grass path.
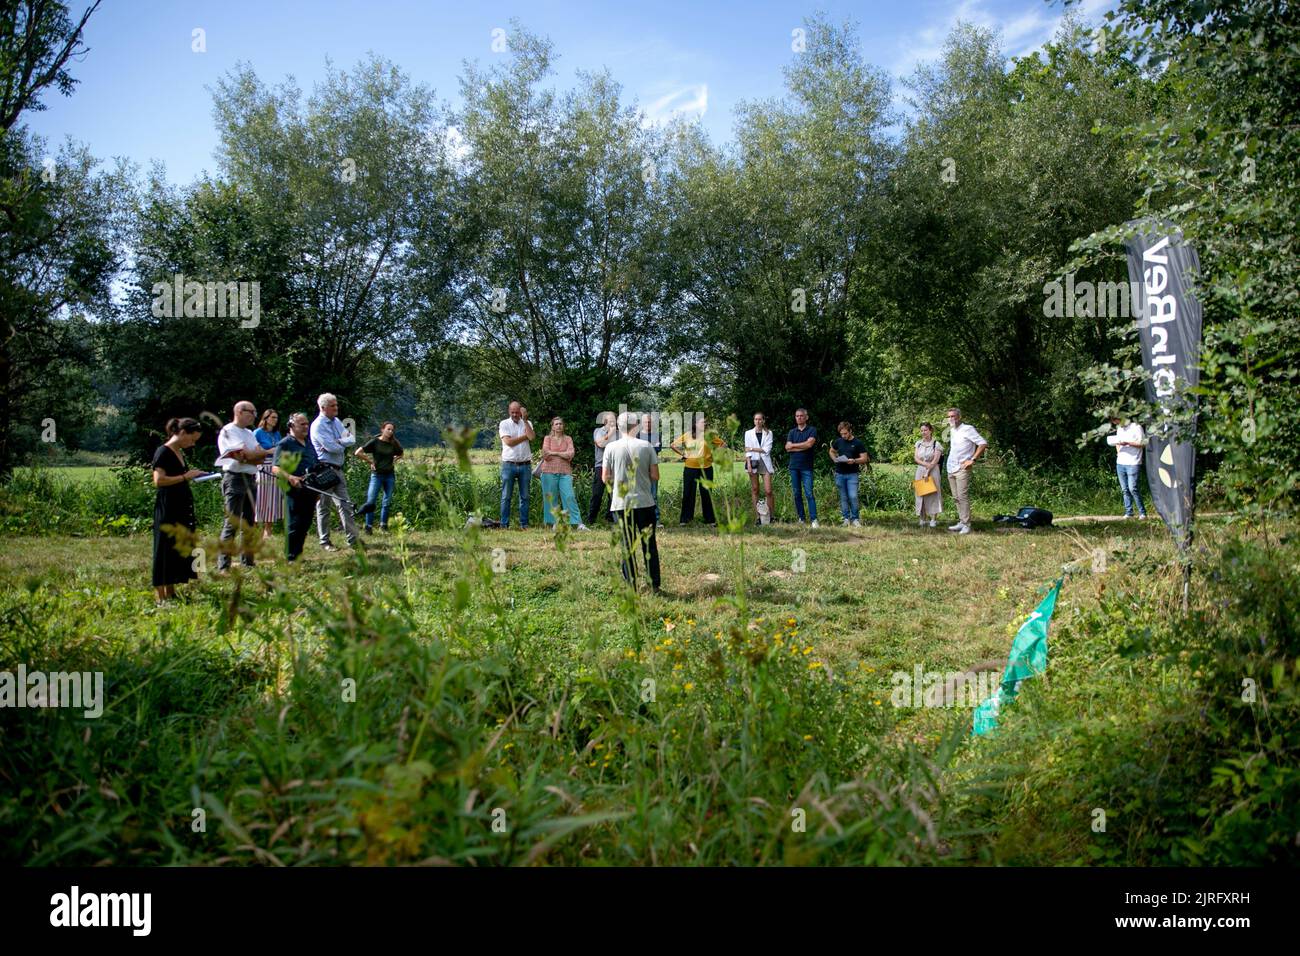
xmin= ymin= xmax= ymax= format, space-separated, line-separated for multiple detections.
xmin=0 ymin=516 xmax=1177 ymax=738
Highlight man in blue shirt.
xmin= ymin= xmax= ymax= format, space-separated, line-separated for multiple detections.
xmin=310 ymin=392 xmax=359 ymax=551
xmin=785 ymin=407 xmax=819 ymax=527
xmin=272 ymin=412 xmax=321 ymax=562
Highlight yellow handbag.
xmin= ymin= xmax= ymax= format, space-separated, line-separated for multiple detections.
xmin=913 ymin=475 xmax=938 ymax=496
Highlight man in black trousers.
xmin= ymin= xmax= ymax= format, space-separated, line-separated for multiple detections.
xmin=587 ymin=410 xmax=617 ymax=526
xmin=272 ymin=413 xmax=321 ymax=562
xmin=604 ymin=412 xmax=661 ymax=592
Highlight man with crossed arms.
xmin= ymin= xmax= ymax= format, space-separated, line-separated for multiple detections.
xmin=945 ymin=406 xmax=988 ymax=535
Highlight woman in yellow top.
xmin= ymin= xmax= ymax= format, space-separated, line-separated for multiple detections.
xmin=670 ymin=415 xmax=726 ymax=526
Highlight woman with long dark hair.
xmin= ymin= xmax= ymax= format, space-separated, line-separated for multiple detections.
xmin=152 ymin=417 xmax=204 ymax=603
xmin=253 ymin=408 xmax=283 ymax=541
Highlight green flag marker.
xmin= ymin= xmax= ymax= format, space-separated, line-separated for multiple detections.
xmin=971 ymin=577 xmax=1063 ymax=737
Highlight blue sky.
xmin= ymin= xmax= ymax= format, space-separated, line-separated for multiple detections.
xmin=26 ymin=0 xmax=1114 ymax=183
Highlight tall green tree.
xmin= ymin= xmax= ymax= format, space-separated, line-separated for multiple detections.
xmin=667 ymin=16 xmax=894 ymax=442
xmin=878 ymin=18 xmax=1156 ymax=464
xmin=108 ymin=56 xmax=457 ymax=451
xmin=443 ymin=23 xmax=686 ymax=442
xmin=1073 ymin=0 xmax=1300 ymax=519
xmin=0 ymin=0 xmax=108 ymax=475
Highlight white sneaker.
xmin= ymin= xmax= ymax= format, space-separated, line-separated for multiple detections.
xmin=852 ymin=519 xmax=861 ymax=527
xmin=957 ymin=524 xmax=971 ymax=535
xmin=919 ymin=517 xmax=926 ymax=527
xmin=928 ymin=519 xmax=936 ymax=528
xmin=576 ymin=524 xmax=590 ymax=531
xmin=841 ymin=518 xmax=850 ymax=527
xmin=810 ymin=520 xmax=819 ymax=529
xmin=948 ymin=522 xmax=965 ymax=531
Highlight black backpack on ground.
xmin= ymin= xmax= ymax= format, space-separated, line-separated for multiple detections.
xmin=993 ymin=506 xmax=1053 ymax=529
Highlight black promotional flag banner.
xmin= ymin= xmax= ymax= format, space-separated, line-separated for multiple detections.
xmin=1122 ymin=220 xmax=1203 ymax=551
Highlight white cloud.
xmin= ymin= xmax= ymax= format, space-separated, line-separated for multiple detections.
xmin=891 ymin=0 xmax=1117 ymax=77
xmin=640 ymin=83 xmax=708 ymax=126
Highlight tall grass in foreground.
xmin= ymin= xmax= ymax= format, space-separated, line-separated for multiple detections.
xmin=0 ymin=451 xmax=1288 ymax=865
xmin=0 ymin=439 xmax=961 ymax=865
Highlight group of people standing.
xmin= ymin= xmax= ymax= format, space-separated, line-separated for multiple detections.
xmin=152 ymin=394 xmax=1148 ymax=602
xmin=742 ymin=406 xmax=988 ymax=533
xmin=495 ymin=403 xmax=662 ymax=589
xmin=488 ymin=401 xmax=995 ymax=594
xmin=150 ymin=393 xmax=404 ymax=602
xmin=496 ymin=403 xmax=992 ymax=536
xmin=488 ymin=400 xmax=993 ymax=541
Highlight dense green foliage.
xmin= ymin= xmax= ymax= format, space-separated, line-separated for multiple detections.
xmin=7 ymin=3 xmax=1267 ymax=481
xmin=1 ymin=0 xmax=1297 ymax=868
xmin=1075 ymin=0 xmax=1300 ymax=523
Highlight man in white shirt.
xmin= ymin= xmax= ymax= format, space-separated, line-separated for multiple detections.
xmin=1106 ymin=416 xmax=1148 ymax=519
xmin=498 ymin=400 xmax=535 ymax=528
xmin=310 ymin=392 xmax=359 ymax=550
xmin=744 ymin=412 xmax=775 ymax=524
xmin=604 ymin=412 xmax=661 ymax=592
xmin=944 ymin=407 xmax=988 ymax=535
xmin=216 ymin=400 xmax=272 ymax=570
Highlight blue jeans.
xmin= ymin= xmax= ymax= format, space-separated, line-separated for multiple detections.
xmin=1117 ymin=462 xmax=1146 ymax=516
xmin=500 ymin=461 xmax=531 ymax=527
xmin=362 ymin=472 xmax=395 ymax=528
xmin=834 ymin=472 xmax=860 ymax=521
xmin=539 ymin=472 xmax=581 ymax=526
xmin=790 ymin=467 xmax=817 ymax=521
xmin=651 ymin=480 xmax=659 ymax=523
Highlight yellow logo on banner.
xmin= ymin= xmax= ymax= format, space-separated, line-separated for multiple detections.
xmin=1158 ymin=444 xmax=1176 ymax=488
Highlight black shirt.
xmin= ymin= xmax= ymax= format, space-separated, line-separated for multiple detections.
xmin=360 ymin=437 xmax=401 ymax=474
xmin=831 ymin=437 xmax=867 ymax=475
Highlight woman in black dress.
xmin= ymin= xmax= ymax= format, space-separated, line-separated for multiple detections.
xmin=153 ymin=417 xmax=205 ymax=603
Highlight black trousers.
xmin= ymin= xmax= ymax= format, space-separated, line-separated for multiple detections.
xmin=587 ymin=466 xmax=613 ymax=525
xmin=218 ymin=472 xmax=258 ymax=569
xmin=680 ymin=465 xmax=715 ymax=524
xmin=617 ymin=505 xmax=661 ymax=590
xmin=285 ymin=487 xmax=320 ymax=561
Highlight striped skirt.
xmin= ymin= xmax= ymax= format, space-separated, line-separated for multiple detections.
xmin=254 ymin=464 xmax=283 ymax=523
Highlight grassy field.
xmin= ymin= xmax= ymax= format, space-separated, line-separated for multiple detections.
xmin=0 ymin=516 xmax=1162 ymax=669
xmin=4 ymin=447 xmax=1288 ymax=867
xmin=12 ymin=465 xmax=116 ymax=485
xmin=6 ymin=500 xmax=1256 ymax=866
